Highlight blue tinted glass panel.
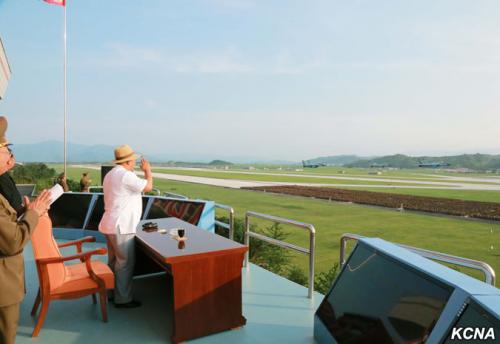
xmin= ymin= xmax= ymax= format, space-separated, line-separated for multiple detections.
xmin=316 ymin=244 xmax=451 ymax=344
xmin=443 ymin=300 xmax=500 ymax=343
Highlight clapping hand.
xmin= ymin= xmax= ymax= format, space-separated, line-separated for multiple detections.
xmin=24 ymin=189 xmax=51 ymax=217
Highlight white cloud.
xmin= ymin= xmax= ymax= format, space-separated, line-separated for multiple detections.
xmin=85 ymin=43 xmax=254 ymax=74
xmin=270 ymin=51 xmax=325 ymax=75
xmin=103 ymin=43 xmax=162 ymax=67
xmin=172 ymin=50 xmax=254 ymax=74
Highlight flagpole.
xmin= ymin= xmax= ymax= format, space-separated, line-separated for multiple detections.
xmin=63 ymin=2 xmax=67 ymax=175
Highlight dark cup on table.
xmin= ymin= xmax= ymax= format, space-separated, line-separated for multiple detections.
xmin=178 ymin=228 xmax=185 ymax=238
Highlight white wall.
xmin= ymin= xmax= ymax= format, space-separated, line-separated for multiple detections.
xmin=0 ymin=38 xmax=11 ymax=100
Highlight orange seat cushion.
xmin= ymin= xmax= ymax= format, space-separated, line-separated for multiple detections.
xmin=51 ymin=261 xmax=115 ymax=296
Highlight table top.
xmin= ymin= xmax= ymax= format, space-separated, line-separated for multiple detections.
xmin=135 ymin=217 xmax=247 ymax=264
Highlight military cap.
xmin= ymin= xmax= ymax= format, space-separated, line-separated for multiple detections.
xmin=0 ymin=116 xmax=11 ymax=148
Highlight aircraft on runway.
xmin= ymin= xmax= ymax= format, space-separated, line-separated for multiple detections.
xmin=370 ymin=163 xmax=388 ymax=168
xmin=417 ymin=160 xmax=451 ymax=168
xmin=302 ymin=160 xmax=326 ymax=168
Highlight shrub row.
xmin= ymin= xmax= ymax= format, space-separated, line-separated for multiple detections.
xmin=245 ymin=186 xmax=500 ymax=221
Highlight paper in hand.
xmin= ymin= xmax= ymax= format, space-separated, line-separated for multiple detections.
xmin=48 ymin=184 xmax=64 ymax=205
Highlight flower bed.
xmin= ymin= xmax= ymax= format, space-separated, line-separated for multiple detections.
xmin=245 ymin=185 xmax=500 ymax=221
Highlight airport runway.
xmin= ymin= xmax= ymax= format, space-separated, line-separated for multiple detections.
xmin=73 ymin=165 xmax=500 ymax=190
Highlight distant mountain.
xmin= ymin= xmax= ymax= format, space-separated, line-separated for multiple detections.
xmin=208 ymin=160 xmax=233 ymax=166
xmin=305 ymin=155 xmax=371 ymax=166
xmin=12 ymin=141 xmax=116 ymax=163
xmin=347 ymin=153 xmax=500 ymax=170
xmin=248 ymin=160 xmax=297 ymax=165
xmin=11 ymin=141 xmax=500 ymax=169
xmin=10 ymin=141 xmax=295 ymax=164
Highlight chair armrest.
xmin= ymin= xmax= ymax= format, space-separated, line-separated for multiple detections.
xmin=58 ymin=236 xmax=96 ymax=252
xmin=37 ymin=248 xmax=107 ymax=265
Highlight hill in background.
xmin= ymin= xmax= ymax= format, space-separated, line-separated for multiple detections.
xmin=306 ymin=155 xmax=368 ymax=166
xmin=346 ymin=153 xmax=500 ymax=170
xmin=11 ymin=141 xmax=290 ymax=164
xmin=209 ymin=160 xmax=233 ymax=166
xmin=10 ymin=141 xmax=500 ymax=170
xmin=12 ymin=141 xmax=116 ymax=163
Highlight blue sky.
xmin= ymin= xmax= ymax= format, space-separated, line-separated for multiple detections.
xmin=0 ymin=0 xmax=499 ymax=161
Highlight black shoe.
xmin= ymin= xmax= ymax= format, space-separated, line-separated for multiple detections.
xmin=114 ymin=300 xmax=142 ymax=309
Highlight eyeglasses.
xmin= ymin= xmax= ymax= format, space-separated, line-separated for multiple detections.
xmin=0 ymin=149 xmax=13 ymax=157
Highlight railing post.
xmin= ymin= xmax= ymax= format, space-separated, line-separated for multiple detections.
xmin=340 ymin=237 xmax=346 ymax=269
xmin=245 ymin=211 xmax=315 ymax=298
xmin=214 ymin=203 xmax=235 ymax=241
xmin=229 ymin=207 xmax=235 ymax=241
xmin=308 ymin=225 xmax=316 ymax=298
xmin=339 ymin=233 xmax=496 ymax=286
xmin=244 ymin=213 xmax=249 ymax=268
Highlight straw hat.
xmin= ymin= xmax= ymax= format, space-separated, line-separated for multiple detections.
xmin=0 ymin=116 xmax=12 ymax=148
xmin=113 ymin=144 xmax=139 ymax=164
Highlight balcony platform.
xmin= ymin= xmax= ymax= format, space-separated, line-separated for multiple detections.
xmin=16 ymin=241 xmax=322 ymax=343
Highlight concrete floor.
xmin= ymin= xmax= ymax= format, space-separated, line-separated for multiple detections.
xmin=16 ymin=241 xmax=322 ymax=344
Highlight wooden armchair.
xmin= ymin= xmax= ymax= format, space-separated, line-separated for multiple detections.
xmin=30 ymin=215 xmax=114 ymax=337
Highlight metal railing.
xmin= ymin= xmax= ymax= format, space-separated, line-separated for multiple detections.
xmin=147 ymin=188 xmax=161 ymax=196
xmin=89 ymin=186 xmax=161 ymax=196
xmin=214 ymin=203 xmax=235 ymax=240
xmin=163 ymin=191 xmax=188 ymax=200
xmin=244 ymin=211 xmax=316 ymax=298
xmin=340 ymin=233 xmax=496 ymax=286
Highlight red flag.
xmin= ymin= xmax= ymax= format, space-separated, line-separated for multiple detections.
xmin=43 ymin=0 xmax=65 ymax=6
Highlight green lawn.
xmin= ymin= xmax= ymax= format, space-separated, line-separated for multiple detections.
xmin=58 ymin=166 xmax=500 ymax=286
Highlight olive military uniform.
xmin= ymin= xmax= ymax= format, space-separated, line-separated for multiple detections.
xmin=80 ymin=174 xmax=91 ymax=192
xmin=0 ymin=194 xmax=38 ymax=344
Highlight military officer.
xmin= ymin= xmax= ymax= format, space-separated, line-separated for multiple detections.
xmin=0 ymin=148 xmax=23 ymax=214
xmin=0 ymin=116 xmax=51 ymax=344
xmin=80 ymin=172 xmax=91 ymax=192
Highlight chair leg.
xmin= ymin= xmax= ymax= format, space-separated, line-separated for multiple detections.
xmin=99 ymin=290 xmax=108 ymax=323
xmin=92 ymin=294 xmax=97 ymax=304
xmin=32 ymin=298 xmax=50 ymax=337
xmin=31 ymin=288 xmax=41 ymax=316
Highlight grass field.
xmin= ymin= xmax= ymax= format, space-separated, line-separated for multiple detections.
xmin=59 ymin=166 xmax=500 ymax=285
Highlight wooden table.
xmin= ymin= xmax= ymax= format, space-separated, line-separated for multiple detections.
xmin=135 ymin=217 xmax=247 ymax=343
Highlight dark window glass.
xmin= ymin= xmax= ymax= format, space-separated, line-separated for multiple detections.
xmin=85 ymin=195 xmax=150 ymax=230
xmin=316 ymin=244 xmax=452 ymax=344
xmin=141 ymin=196 xmax=149 ymax=217
xmin=85 ymin=195 xmax=104 ymax=230
xmin=146 ymin=198 xmax=205 ymax=225
xmin=49 ymin=193 xmax=93 ymax=229
xmin=443 ymin=300 xmax=500 ymax=343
